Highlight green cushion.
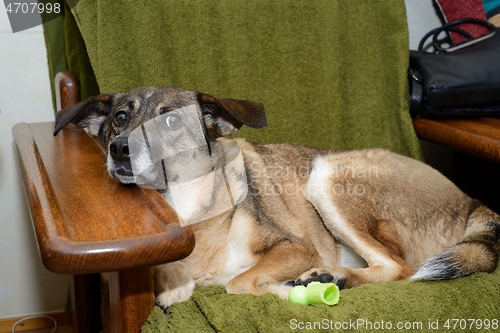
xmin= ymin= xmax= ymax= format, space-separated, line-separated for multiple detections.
xmin=143 ymin=264 xmax=500 ymax=332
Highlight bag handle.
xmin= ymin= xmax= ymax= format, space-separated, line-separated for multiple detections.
xmin=418 ymin=27 xmax=473 ymax=51
xmin=418 ymin=18 xmax=496 ymax=53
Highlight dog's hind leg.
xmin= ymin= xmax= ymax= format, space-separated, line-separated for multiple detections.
xmin=297 ymin=157 xmax=414 ymax=288
xmin=295 ymin=218 xmax=415 ymax=288
xmin=225 ymin=240 xmax=323 ymax=299
xmin=412 ymin=203 xmax=500 ymax=281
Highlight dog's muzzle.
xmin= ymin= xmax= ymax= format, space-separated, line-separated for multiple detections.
xmin=108 ymin=136 xmax=135 ymax=180
xmin=112 ymin=105 xmax=248 ymax=226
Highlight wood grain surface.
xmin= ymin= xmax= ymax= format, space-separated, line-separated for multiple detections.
xmin=12 ymin=121 xmax=195 ymax=274
xmin=413 ymin=117 xmax=500 ymax=164
xmin=12 ymin=70 xmax=196 ymax=333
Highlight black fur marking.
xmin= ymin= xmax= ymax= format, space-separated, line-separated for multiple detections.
xmin=243 ymin=155 xmax=304 ymax=242
xmin=487 ymin=220 xmax=500 ymax=243
xmin=98 ymin=122 xmax=109 ymax=147
xmin=490 ymin=220 xmax=500 ymax=255
xmin=244 ymin=162 xmax=301 ymax=245
xmin=140 ymin=124 xmax=152 ymax=150
xmin=156 ymin=303 xmax=169 ymax=314
xmin=469 ymin=199 xmax=483 ymax=214
xmin=200 ymin=115 xmax=213 ymax=156
xmin=161 ymin=159 xmax=168 ymax=188
xmin=253 ymin=237 xmax=288 ymax=256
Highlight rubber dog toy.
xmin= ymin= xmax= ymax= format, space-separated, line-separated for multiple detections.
xmin=288 ymin=281 xmax=340 ymax=306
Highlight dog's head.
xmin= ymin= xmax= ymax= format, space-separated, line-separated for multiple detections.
xmin=53 ymin=86 xmax=266 ymax=186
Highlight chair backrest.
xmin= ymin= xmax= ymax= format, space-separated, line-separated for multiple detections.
xmin=44 ymin=0 xmax=422 ymax=159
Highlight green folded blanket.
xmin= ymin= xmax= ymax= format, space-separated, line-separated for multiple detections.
xmin=44 ymin=0 xmax=422 ymax=159
xmin=143 ymin=264 xmax=500 ymax=332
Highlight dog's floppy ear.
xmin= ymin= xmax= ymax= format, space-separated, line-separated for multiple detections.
xmin=198 ymin=93 xmax=267 ymax=137
xmin=53 ymin=94 xmax=112 ymax=136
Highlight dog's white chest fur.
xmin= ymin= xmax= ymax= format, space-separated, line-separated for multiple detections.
xmin=222 ymin=211 xmax=257 ymax=283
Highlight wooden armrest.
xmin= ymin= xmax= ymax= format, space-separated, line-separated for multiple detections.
xmin=413 ymin=117 xmax=500 ymax=164
xmin=12 ymin=71 xmax=195 ymax=333
xmin=12 ymin=121 xmax=195 ymax=274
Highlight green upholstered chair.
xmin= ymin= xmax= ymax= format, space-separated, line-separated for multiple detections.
xmin=38 ymin=1 xmax=499 ymax=332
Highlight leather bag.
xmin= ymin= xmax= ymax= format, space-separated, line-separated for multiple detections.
xmin=409 ymin=19 xmax=500 ymax=118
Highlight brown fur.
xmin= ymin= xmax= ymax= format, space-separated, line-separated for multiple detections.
xmin=54 ymin=86 xmax=500 ymax=310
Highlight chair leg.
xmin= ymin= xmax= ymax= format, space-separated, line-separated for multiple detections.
xmin=106 ymin=268 xmax=155 ymax=333
xmin=70 ymin=274 xmax=103 ymax=333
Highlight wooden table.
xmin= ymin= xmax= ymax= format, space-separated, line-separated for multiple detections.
xmin=413 ymin=116 xmax=500 ymax=214
xmin=413 ymin=117 xmax=500 ymax=164
xmin=12 ymin=121 xmax=195 ymax=333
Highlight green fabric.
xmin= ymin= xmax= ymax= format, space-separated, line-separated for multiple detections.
xmin=143 ymin=264 xmax=500 ymax=332
xmin=63 ymin=0 xmax=422 ymax=159
xmin=40 ymin=2 xmax=67 ymax=111
xmin=63 ymin=2 xmax=100 ymax=101
xmin=41 ymin=1 xmax=99 ymax=112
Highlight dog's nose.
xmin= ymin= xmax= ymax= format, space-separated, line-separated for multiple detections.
xmin=110 ymin=137 xmax=130 ymax=161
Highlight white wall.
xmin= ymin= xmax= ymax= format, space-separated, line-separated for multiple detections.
xmin=0 ymin=0 xmax=446 ymax=320
xmin=0 ymin=10 xmax=69 ymax=319
xmin=405 ymin=0 xmax=443 ymax=49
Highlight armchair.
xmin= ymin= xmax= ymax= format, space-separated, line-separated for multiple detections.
xmin=16 ymin=0 xmax=500 ymax=332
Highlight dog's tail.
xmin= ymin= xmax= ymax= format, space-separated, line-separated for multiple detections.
xmin=411 ymin=202 xmax=500 ymax=281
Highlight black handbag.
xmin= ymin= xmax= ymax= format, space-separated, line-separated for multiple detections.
xmin=409 ymin=18 xmax=500 ymax=118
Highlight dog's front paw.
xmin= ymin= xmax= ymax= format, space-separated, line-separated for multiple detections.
xmin=155 ymin=262 xmax=195 ymax=311
xmin=295 ymin=268 xmax=347 ymax=290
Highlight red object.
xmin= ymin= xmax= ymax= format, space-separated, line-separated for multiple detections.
xmin=435 ymin=0 xmax=489 ymax=42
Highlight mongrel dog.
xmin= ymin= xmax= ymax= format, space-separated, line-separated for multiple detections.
xmin=54 ymin=86 xmax=500 ymax=309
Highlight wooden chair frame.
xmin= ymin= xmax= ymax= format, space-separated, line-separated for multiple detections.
xmin=12 ymin=71 xmax=195 ymax=333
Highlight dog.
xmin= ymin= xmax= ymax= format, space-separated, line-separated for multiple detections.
xmin=54 ymin=86 xmax=500 ymax=310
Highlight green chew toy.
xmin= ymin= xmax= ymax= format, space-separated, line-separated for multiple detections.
xmin=288 ymin=281 xmax=340 ymax=306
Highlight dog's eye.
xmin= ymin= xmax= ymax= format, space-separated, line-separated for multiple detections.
xmin=165 ymin=114 xmax=182 ymax=129
xmin=114 ymin=111 xmax=129 ymax=126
